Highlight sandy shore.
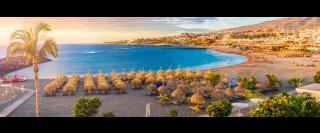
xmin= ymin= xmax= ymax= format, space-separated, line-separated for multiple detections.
xmin=207 ymin=45 xmax=320 ymax=91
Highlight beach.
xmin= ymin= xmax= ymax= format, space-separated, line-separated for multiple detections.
xmin=2 ymin=45 xmax=320 ymax=117
xmin=207 ymin=45 xmax=320 ymax=91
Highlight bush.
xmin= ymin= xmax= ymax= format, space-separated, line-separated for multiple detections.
xmin=103 ymin=111 xmax=115 ymax=117
xmin=247 ymin=93 xmax=320 ymax=117
xmin=313 ymin=70 xmax=320 ymax=83
xmin=205 ymin=73 xmax=221 ymax=86
xmin=237 ymin=76 xmax=256 ymax=90
xmin=72 ymin=97 xmax=102 ymax=117
xmin=242 ymin=89 xmax=264 ymax=99
xmin=265 ymin=75 xmax=282 ymax=91
xmin=205 ymin=100 xmax=232 ymax=117
xmin=169 ymin=109 xmax=178 ymax=117
xmin=159 ymin=94 xmax=170 ymax=104
xmin=288 ymin=77 xmax=305 ymax=88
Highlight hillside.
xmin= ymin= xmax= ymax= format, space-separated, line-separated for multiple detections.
xmin=218 ymin=17 xmax=320 ymax=33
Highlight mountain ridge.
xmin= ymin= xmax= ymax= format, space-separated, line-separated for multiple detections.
xmin=216 ymin=17 xmax=320 ymax=33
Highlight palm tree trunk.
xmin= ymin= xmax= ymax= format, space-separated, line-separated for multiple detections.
xmin=33 ymin=60 xmax=40 ymax=117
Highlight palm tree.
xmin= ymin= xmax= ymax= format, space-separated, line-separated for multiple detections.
xmin=7 ymin=23 xmax=58 ymax=117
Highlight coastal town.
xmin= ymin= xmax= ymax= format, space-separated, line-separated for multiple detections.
xmin=1 ymin=17 xmax=320 ymax=117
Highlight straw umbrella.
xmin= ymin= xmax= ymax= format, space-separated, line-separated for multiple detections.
xmin=127 ymin=69 xmax=136 ymax=81
xmin=185 ymin=72 xmax=195 ymax=80
xmin=234 ymin=86 xmax=243 ymax=94
xmin=146 ymin=76 xmax=156 ymax=84
xmin=166 ymin=80 xmax=176 ymax=91
xmin=185 ymin=66 xmax=192 ymax=74
xmin=190 ymin=90 xmax=205 ymax=112
xmin=255 ymin=82 xmax=264 ymax=90
xmin=158 ymin=84 xmax=168 ymax=95
xmin=175 ymin=65 xmax=184 ymax=80
xmin=166 ymin=66 xmax=174 ymax=76
xmin=146 ymin=69 xmax=154 ymax=78
xmin=224 ymin=88 xmax=235 ymax=98
xmin=119 ymin=70 xmax=128 ymax=81
xmin=156 ymin=75 xmax=165 ymax=83
xmin=172 ymin=88 xmax=185 ymax=104
xmin=210 ymin=89 xmax=224 ymax=100
xmin=139 ymin=68 xmax=146 ymax=77
xmin=157 ymin=66 xmax=165 ymax=77
xmin=147 ymin=83 xmax=157 ymax=92
xmin=115 ymin=81 xmax=126 ymax=94
xmin=131 ymin=77 xmax=142 ymax=90
xmin=195 ymin=70 xmax=203 ymax=80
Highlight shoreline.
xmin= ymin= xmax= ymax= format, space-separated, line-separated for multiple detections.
xmin=0 ymin=57 xmax=51 ymax=77
xmin=204 ymin=45 xmax=273 ymax=71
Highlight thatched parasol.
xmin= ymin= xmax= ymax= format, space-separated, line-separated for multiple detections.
xmin=166 ymin=75 xmax=175 ymax=81
xmin=166 ymin=80 xmax=176 ymax=90
xmin=195 ymin=70 xmax=203 ymax=79
xmin=237 ymin=81 xmax=244 ymax=87
xmin=172 ymin=88 xmax=185 ymax=99
xmin=234 ymin=86 xmax=243 ymax=93
xmin=204 ymin=70 xmax=214 ymax=80
xmin=190 ymin=91 xmax=205 ymax=105
xmin=138 ymin=68 xmax=146 ymax=77
xmin=146 ymin=76 xmax=156 ymax=84
xmin=185 ymin=66 xmax=192 ymax=74
xmin=221 ymin=77 xmax=229 ymax=83
xmin=166 ymin=66 xmax=174 ymax=76
xmin=131 ymin=78 xmax=142 ymax=89
xmin=224 ymin=88 xmax=234 ymax=97
xmin=156 ymin=76 xmax=165 ymax=82
xmin=210 ymin=89 xmax=224 ymax=100
xmin=255 ymin=82 xmax=264 ymax=89
xmin=185 ymin=72 xmax=194 ymax=80
xmin=175 ymin=65 xmax=183 ymax=74
xmin=127 ymin=69 xmax=136 ymax=80
xmin=147 ymin=83 xmax=157 ymax=91
xmin=157 ymin=66 xmax=165 ymax=77
xmin=146 ymin=70 xmax=154 ymax=78
xmin=115 ymin=81 xmax=126 ymax=90
xmin=158 ymin=85 xmax=168 ymax=94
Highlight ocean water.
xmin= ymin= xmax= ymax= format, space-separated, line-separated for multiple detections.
xmin=2 ymin=44 xmax=247 ymax=78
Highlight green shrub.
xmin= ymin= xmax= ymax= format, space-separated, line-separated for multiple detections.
xmin=288 ymin=77 xmax=305 ymax=88
xmin=72 ymin=97 xmax=102 ymax=117
xmin=265 ymin=74 xmax=282 ymax=91
xmin=242 ymin=89 xmax=265 ymax=99
xmin=159 ymin=94 xmax=170 ymax=104
xmin=247 ymin=93 xmax=320 ymax=117
xmin=205 ymin=100 xmax=232 ymax=117
xmin=103 ymin=111 xmax=115 ymax=117
xmin=237 ymin=76 xmax=256 ymax=90
xmin=169 ymin=109 xmax=178 ymax=117
xmin=205 ymin=73 xmax=221 ymax=86
xmin=313 ymin=70 xmax=320 ymax=83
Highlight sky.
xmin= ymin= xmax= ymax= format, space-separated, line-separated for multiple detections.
xmin=0 ymin=17 xmax=281 ymax=45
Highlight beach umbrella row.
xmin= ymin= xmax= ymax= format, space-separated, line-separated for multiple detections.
xmin=62 ymin=74 xmax=80 ymax=95
xmin=44 ymin=74 xmax=68 ymax=96
xmin=96 ymin=72 xmax=110 ymax=93
xmin=84 ymin=73 xmax=96 ymax=94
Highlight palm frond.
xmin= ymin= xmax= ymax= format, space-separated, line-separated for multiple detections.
xmin=34 ymin=23 xmax=51 ymax=37
xmin=10 ymin=29 xmax=31 ymax=41
xmin=7 ymin=42 xmax=26 ymax=57
xmin=38 ymin=38 xmax=58 ymax=60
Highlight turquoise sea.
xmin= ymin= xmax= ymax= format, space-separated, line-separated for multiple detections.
xmin=2 ymin=44 xmax=247 ymax=78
